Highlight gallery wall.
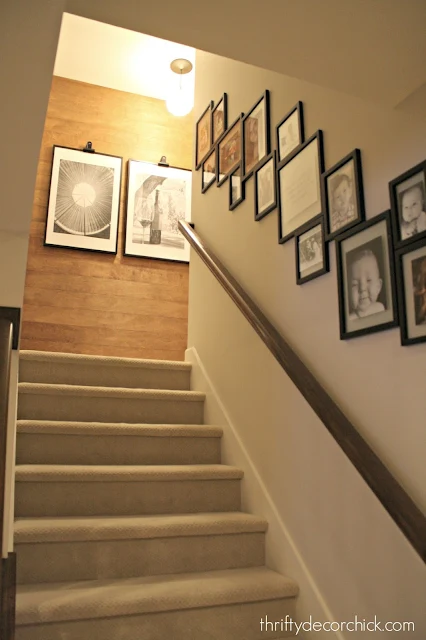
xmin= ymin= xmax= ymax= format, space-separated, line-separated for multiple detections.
xmin=21 ymin=75 xmax=192 ymax=360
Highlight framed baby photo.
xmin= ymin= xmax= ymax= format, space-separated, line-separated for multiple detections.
xmin=295 ymin=216 xmax=329 ymax=285
xmin=202 ymin=147 xmax=217 ymax=193
xmin=254 ymin=151 xmax=277 ymax=221
xmin=195 ymin=101 xmax=214 ymax=169
xmin=276 ymin=101 xmax=304 ymax=164
xmin=212 ymin=93 xmax=228 ymax=144
xmin=335 ymin=210 xmax=398 ymax=340
xmin=389 ymin=159 xmax=426 ymax=249
xmin=323 ymin=148 xmax=365 ymax=241
xmin=395 ymin=238 xmax=426 ymax=345
xmin=277 ymin=130 xmax=325 ymax=244
xmin=217 ymin=114 xmax=244 ymax=186
xmin=242 ymin=90 xmax=271 ymax=180
xmin=229 ymin=165 xmax=245 ymax=211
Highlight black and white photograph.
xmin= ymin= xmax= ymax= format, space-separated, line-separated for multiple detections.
xmin=125 ymin=160 xmax=192 ymax=262
xmin=229 ymin=165 xmax=245 ymax=211
xmin=335 ymin=211 xmax=398 ymax=339
xmin=45 ymin=145 xmax=122 ymax=253
xmin=276 ymin=102 xmax=304 ymax=163
xmin=242 ymin=90 xmax=271 ymax=179
xmin=212 ymin=93 xmax=227 ymax=144
xmin=254 ymin=151 xmax=276 ymax=221
xmin=323 ymin=148 xmax=365 ymax=240
xmin=278 ymin=130 xmax=325 ymax=244
xmin=395 ymin=239 xmax=426 ymax=345
xmin=295 ymin=217 xmax=329 ymax=284
xmin=389 ymin=160 xmax=426 ymax=248
xmin=202 ymin=148 xmax=217 ymax=193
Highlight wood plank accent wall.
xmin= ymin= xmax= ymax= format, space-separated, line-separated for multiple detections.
xmin=21 ymin=76 xmax=193 ymax=361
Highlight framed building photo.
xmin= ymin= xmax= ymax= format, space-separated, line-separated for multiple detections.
xmin=323 ymin=148 xmax=365 ymax=241
xmin=242 ymin=90 xmax=271 ymax=180
xmin=229 ymin=165 xmax=245 ymax=211
xmin=276 ymin=101 xmax=304 ymax=164
xmin=254 ymin=151 xmax=277 ymax=221
xmin=335 ymin=211 xmax=398 ymax=340
xmin=389 ymin=160 xmax=426 ymax=249
xmin=295 ymin=216 xmax=329 ymax=285
xmin=202 ymin=148 xmax=217 ymax=193
xmin=277 ymin=130 xmax=325 ymax=244
xmin=195 ymin=101 xmax=214 ymax=169
xmin=395 ymin=238 xmax=426 ymax=345
xmin=44 ymin=145 xmax=122 ymax=254
xmin=212 ymin=93 xmax=227 ymax=144
xmin=217 ymin=114 xmax=243 ymax=186
xmin=124 ymin=160 xmax=192 ymax=262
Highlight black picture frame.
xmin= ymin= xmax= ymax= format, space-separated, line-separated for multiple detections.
xmin=229 ymin=165 xmax=245 ymax=211
xmin=212 ymin=93 xmax=228 ymax=145
xmin=254 ymin=151 xmax=277 ymax=221
xmin=276 ymin=101 xmax=304 ymax=164
xmin=395 ymin=237 xmax=426 ymax=346
xmin=389 ymin=159 xmax=426 ymax=249
xmin=202 ymin=147 xmax=217 ymax=193
xmin=195 ymin=101 xmax=214 ymax=170
xmin=242 ymin=90 xmax=271 ymax=181
xmin=335 ymin=210 xmax=398 ymax=340
xmin=295 ymin=216 xmax=329 ymax=285
xmin=277 ymin=130 xmax=325 ymax=245
xmin=217 ymin=113 xmax=244 ymax=187
xmin=322 ymin=148 xmax=365 ymax=241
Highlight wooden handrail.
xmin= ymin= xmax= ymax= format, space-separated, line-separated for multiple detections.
xmin=0 ymin=319 xmax=13 ymax=559
xmin=179 ymin=220 xmax=426 ymax=563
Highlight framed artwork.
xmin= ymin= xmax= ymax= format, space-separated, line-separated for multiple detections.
xmin=277 ymin=130 xmax=325 ymax=244
xmin=242 ymin=90 xmax=271 ymax=180
xmin=229 ymin=165 xmax=245 ymax=211
xmin=276 ymin=101 xmax=304 ymax=164
xmin=335 ymin=211 xmax=398 ymax=340
xmin=389 ymin=159 xmax=426 ymax=249
xmin=254 ymin=151 xmax=277 ymax=221
xmin=44 ymin=145 xmax=122 ymax=254
xmin=202 ymin=148 xmax=217 ymax=193
xmin=323 ymin=148 xmax=365 ymax=241
xmin=395 ymin=238 xmax=426 ymax=345
xmin=295 ymin=216 xmax=329 ymax=285
xmin=195 ymin=101 xmax=214 ymax=169
xmin=124 ymin=160 xmax=192 ymax=262
xmin=217 ymin=114 xmax=243 ymax=186
xmin=212 ymin=93 xmax=228 ymax=144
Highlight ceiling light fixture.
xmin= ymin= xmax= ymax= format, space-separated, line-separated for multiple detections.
xmin=166 ymin=58 xmax=193 ymax=117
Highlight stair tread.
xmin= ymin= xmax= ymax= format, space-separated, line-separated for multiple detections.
xmin=15 ymin=512 xmax=267 ymax=543
xmin=15 ymin=464 xmax=244 ymax=482
xmin=18 ymin=383 xmax=205 ymax=401
xmin=17 ymin=420 xmax=222 ymax=437
xmin=16 ymin=567 xmax=298 ymax=626
xmin=19 ymin=350 xmax=192 ymax=371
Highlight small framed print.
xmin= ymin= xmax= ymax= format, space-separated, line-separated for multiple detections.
xmin=295 ymin=216 xmax=329 ymax=285
xmin=278 ymin=130 xmax=325 ymax=244
xmin=202 ymin=148 xmax=217 ymax=193
xmin=254 ymin=151 xmax=277 ymax=221
xmin=395 ymin=238 xmax=426 ymax=345
xmin=335 ymin=211 xmax=398 ymax=340
xmin=276 ymin=101 xmax=304 ymax=164
xmin=323 ymin=148 xmax=365 ymax=241
xmin=217 ymin=114 xmax=243 ymax=186
xmin=389 ymin=160 xmax=426 ymax=249
xmin=242 ymin=90 xmax=271 ymax=180
xmin=212 ymin=93 xmax=228 ymax=144
xmin=195 ymin=101 xmax=214 ymax=169
xmin=229 ymin=165 xmax=245 ymax=211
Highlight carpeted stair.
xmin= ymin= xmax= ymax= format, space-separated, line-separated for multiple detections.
xmin=14 ymin=351 xmax=298 ymax=639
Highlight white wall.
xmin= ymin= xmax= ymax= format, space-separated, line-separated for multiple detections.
xmin=188 ymin=50 xmax=426 ymax=637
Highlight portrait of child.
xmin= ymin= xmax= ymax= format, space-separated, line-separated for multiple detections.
xmin=325 ymin=152 xmax=364 ymax=239
xmin=329 ymin=170 xmax=356 ymax=234
xmin=412 ymin=255 xmax=426 ymax=325
xmin=398 ymin=181 xmax=426 ymax=241
xmin=346 ymin=238 xmax=387 ymax=320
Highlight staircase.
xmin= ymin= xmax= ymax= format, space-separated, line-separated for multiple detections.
xmin=14 ymin=351 xmax=298 ymax=639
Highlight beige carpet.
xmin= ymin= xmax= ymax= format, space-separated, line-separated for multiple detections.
xmin=14 ymin=350 xmax=298 ymax=639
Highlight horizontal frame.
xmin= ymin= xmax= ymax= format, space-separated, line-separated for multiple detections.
xmin=254 ymin=151 xmax=277 ymax=221
xmin=212 ymin=93 xmax=228 ymax=144
xmin=389 ymin=159 xmax=426 ymax=249
xmin=242 ymin=90 xmax=271 ymax=181
xmin=217 ymin=113 xmax=244 ymax=187
xmin=276 ymin=101 xmax=304 ymax=164
xmin=295 ymin=215 xmax=329 ymax=285
xmin=195 ymin=101 xmax=214 ymax=169
xmin=202 ymin=147 xmax=217 ymax=193
xmin=229 ymin=165 xmax=245 ymax=211
xmin=395 ymin=237 xmax=426 ymax=346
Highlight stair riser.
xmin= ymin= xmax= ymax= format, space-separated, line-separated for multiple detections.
xmin=16 ymin=533 xmax=265 ymax=584
xmin=19 ymin=361 xmax=191 ymax=390
xmin=15 ymin=480 xmax=241 ymax=517
xmin=16 ymin=597 xmax=296 ymax=640
xmin=16 ymin=434 xmax=221 ymax=465
xmin=18 ymin=393 xmax=204 ymax=424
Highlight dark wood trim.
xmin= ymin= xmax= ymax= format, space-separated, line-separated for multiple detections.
xmin=0 ymin=320 xmax=12 ymax=561
xmin=0 ymin=310 xmax=20 ymax=350
xmin=179 ymin=220 xmax=426 ymax=563
xmin=1 ymin=553 xmax=16 ymax=640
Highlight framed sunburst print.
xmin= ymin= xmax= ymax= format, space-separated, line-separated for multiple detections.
xmin=44 ymin=145 xmax=122 ymax=253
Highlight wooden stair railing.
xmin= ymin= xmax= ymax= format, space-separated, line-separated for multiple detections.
xmin=179 ymin=220 xmax=426 ymax=564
